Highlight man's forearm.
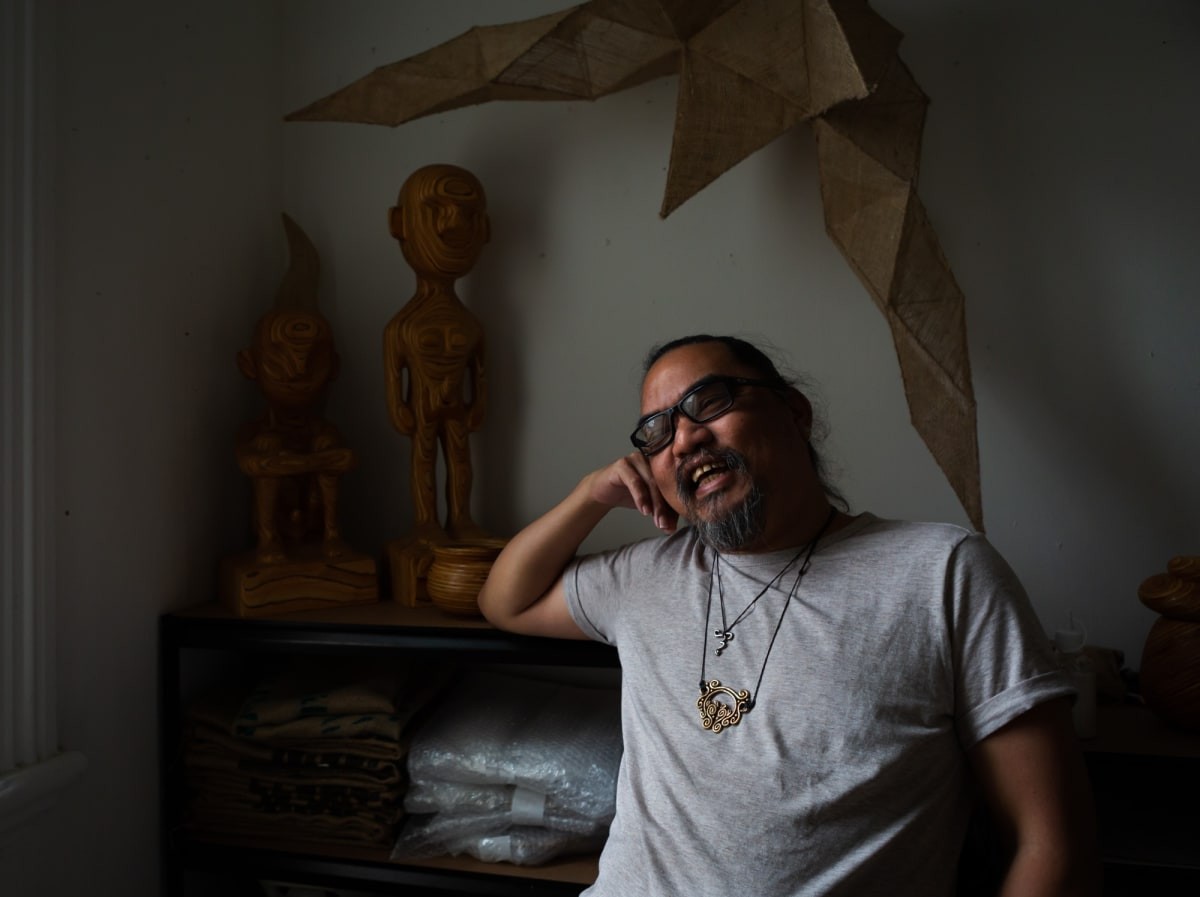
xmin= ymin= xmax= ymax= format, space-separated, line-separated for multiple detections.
xmin=477 ymin=474 xmax=610 ymax=636
xmin=997 ymin=840 xmax=1099 ymax=897
xmin=971 ymin=700 xmax=1101 ymax=897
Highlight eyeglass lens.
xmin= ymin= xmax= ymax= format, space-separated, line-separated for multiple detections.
xmin=634 ymin=380 xmax=735 ymax=452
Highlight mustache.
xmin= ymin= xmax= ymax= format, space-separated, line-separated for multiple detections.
xmin=675 ymin=448 xmax=749 ymax=503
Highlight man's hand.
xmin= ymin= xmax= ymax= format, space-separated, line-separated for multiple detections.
xmin=584 ymin=451 xmax=680 ymax=534
xmin=479 ymin=453 xmax=681 ymax=637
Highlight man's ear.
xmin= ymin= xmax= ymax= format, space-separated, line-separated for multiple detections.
xmin=784 ymin=387 xmax=813 ymax=437
xmin=236 ymin=348 xmax=257 ymax=380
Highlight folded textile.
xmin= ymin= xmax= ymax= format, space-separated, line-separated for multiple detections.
xmin=192 ymin=724 xmax=403 ymax=762
xmin=186 ymin=770 xmax=401 ymax=820
xmin=187 ymin=807 xmax=392 ymax=846
xmin=230 ymin=666 xmax=445 ymax=744
xmin=235 ymin=711 xmax=404 ymax=743
xmin=185 ymin=735 xmax=404 ymax=787
xmin=237 ymin=672 xmax=399 ymax=725
xmin=180 ymin=664 xmax=444 ymax=851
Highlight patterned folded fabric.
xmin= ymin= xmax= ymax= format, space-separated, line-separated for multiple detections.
xmin=186 ymin=807 xmax=391 ymax=846
xmin=180 ymin=664 xmax=446 ymax=850
xmin=187 ymin=728 xmax=405 ymax=785
xmin=186 ymin=771 xmax=402 ymax=824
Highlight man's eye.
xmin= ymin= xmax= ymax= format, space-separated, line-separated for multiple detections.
xmin=641 ymin=416 xmax=668 ymax=439
xmin=689 ymin=389 xmax=727 ymax=416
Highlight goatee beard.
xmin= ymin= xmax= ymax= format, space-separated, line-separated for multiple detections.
xmin=678 ymin=449 xmax=765 ymax=552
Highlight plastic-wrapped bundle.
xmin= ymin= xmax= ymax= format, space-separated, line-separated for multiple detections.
xmin=403 ymin=780 xmax=606 ymax=835
xmin=392 ymin=815 xmax=607 ymax=863
xmin=391 ymin=671 xmax=621 ymax=864
xmin=406 ymin=671 xmax=621 ymax=822
xmin=443 ymin=827 xmax=606 ymax=865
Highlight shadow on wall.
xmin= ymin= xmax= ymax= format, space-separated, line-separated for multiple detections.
xmin=460 ymin=120 xmax=565 ymax=540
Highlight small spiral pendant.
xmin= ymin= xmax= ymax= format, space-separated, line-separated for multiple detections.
xmin=713 ymin=629 xmax=733 ymax=655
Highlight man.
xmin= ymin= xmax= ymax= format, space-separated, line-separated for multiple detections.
xmin=478 ymin=334 xmax=1098 ymax=896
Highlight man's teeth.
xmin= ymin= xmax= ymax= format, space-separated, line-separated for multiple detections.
xmin=692 ymin=462 xmax=721 ymax=483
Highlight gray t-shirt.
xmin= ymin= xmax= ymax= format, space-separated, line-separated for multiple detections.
xmin=563 ymin=513 xmax=1072 ymax=897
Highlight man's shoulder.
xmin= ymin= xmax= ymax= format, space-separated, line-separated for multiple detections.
xmin=839 ymin=512 xmax=979 ymax=555
xmin=577 ymin=526 xmax=703 ymax=569
xmin=612 ymin=526 xmax=703 ymax=560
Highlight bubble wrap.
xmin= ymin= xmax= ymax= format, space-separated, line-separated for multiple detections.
xmin=393 ymin=819 xmax=606 ymax=864
xmin=390 ymin=671 xmax=622 ymax=864
xmin=403 ymin=780 xmax=606 ymax=835
xmin=405 ymin=671 xmax=621 ymax=823
xmin=443 ymin=828 xmax=607 ymax=865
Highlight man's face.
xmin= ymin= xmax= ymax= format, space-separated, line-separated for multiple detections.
xmin=639 ymin=342 xmax=813 ymax=551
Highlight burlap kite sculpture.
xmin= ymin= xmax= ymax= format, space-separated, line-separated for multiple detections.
xmin=288 ymin=0 xmax=983 ymax=531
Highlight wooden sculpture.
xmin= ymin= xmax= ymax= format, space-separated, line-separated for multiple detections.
xmin=384 ymin=164 xmax=502 ymax=606
xmin=220 ymin=214 xmax=378 ymax=617
xmin=1138 ymin=555 xmax=1200 ymax=731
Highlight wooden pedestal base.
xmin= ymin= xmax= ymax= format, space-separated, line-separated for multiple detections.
xmin=386 ymin=535 xmax=438 ymax=606
xmin=220 ymin=548 xmax=378 ymax=618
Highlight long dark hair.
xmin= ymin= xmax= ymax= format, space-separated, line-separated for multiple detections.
xmin=643 ymin=334 xmax=848 ymax=511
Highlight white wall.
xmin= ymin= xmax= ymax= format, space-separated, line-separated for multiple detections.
xmin=4 ymin=1 xmax=1196 ymax=895
xmin=283 ymin=0 xmax=1200 ymax=663
xmin=0 ymin=1 xmax=281 ymax=894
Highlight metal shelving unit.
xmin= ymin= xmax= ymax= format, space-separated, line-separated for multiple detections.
xmin=160 ymin=602 xmax=618 ymax=896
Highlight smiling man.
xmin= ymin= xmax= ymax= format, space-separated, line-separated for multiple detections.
xmin=478 ymin=334 xmax=1098 ymax=897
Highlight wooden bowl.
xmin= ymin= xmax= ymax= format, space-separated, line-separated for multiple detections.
xmin=426 ymin=542 xmax=504 ymax=617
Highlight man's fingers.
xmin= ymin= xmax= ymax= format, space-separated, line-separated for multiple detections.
xmin=619 ymin=453 xmax=654 ymax=515
xmin=592 ymin=453 xmax=680 ymax=533
xmin=627 ymin=452 xmax=679 ymax=532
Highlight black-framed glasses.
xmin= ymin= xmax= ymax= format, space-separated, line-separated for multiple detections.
xmin=630 ymin=376 xmax=784 ymax=455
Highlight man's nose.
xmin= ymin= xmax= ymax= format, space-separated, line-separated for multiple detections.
xmin=672 ymin=414 xmax=712 ymax=455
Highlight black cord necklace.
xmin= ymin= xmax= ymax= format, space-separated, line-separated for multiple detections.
xmin=712 ymin=544 xmax=806 ymax=655
xmin=697 ymin=507 xmax=837 ymax=733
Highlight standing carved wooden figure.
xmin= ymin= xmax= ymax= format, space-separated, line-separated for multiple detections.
xmin=385 ymin=164 xmax=501 ymax=606
xmin=220 ymin=214 xmax=378 ymax=617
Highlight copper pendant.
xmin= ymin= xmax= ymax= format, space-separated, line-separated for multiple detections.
xmin=697 ymin=679 xmax=750 ymax=732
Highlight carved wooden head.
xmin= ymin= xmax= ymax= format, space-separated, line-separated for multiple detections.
xmin=389 ymin=164 xmax=490 ymax=280
xmin=238 ymin=309 xmax=338 ymax=409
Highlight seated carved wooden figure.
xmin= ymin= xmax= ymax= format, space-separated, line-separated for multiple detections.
xmin=385 ymin=164 xmax=502 ymax=606
xmin=237 ymin=310 xmax=353 ymax=561
xmin=221 ymin=214 xmax=377 ymax=617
